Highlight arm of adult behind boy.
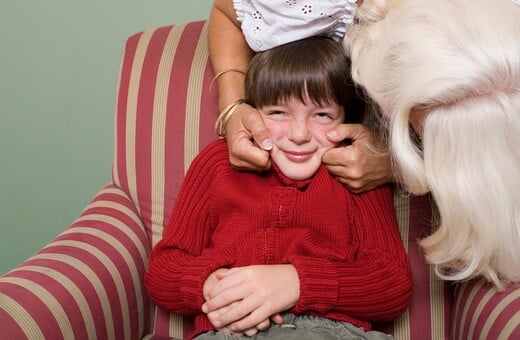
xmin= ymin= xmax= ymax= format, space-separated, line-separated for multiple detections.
xmin=209 ymin=0 xmax=273 ymax=170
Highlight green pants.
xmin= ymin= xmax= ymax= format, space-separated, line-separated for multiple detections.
xmin=194 ymin=313 xmax=393 ymax=340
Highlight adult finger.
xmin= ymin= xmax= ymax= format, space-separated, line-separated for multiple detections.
xmin=242 ymin=108 xmax=272 ymax=151
xmin=226 ymin=104 xmax=272 ymax=170
xmin=228 ymin=133 xmax=271 ymax=170
xmin=326 ymin=123 xmax=366 ymax=143
xmin=322 ymin=145 xmax=356 ymax=167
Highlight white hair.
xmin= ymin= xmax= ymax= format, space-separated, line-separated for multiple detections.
xmin=346 ymin=0 xmax=520 ymax=289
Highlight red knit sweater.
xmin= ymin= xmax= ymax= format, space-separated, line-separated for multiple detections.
xmin=145 ymin=140 xmax=413 ymax=338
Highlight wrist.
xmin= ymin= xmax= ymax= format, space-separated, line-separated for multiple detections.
xmin=211 ymin=68 xmax=247 ymax=111
xmin=215 ymin=99 xmax=246 ymax=137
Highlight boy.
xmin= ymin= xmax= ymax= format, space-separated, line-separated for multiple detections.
xmin=145 ymin=37 xmax=412 ymax=339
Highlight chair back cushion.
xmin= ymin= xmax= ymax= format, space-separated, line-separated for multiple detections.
xmin=113 ymin=21 xmax=218 ymax=338
xmin=113 ymin=21 xmax=453 ymax=339
xmin=113 ymin=21 xmax=219 ymax=247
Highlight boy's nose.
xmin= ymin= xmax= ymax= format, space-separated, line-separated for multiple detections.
xmin=289 ymin=120 xmax=311 ymax=143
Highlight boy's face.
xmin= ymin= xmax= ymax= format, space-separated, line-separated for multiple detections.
xmin=259 ymin=94 xmax=345 ymax=180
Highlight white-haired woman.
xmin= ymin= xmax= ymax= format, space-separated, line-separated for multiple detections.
xmin=346 ymin=0 xmax=520 ymax=289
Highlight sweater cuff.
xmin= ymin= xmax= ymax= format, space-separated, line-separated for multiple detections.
xmin=285 ymin=256 xmax=338 ymax=313
xmin=180 ymin=255 xmax=236 ymax=308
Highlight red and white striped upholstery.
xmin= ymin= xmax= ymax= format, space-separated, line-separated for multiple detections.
xmin=1 ymin=20 xmax=519 ymax=340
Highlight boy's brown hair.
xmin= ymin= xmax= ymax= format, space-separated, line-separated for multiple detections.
xmin=245 ymin=36 xmax=365 ymax=123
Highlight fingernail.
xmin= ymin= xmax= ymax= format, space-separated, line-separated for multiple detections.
xmin=260 ymin=139 xmax=273 ymax=150
xmin=201 ymin=304 xmax=208 ymax=313
xmin=327 ymin=130 xmax=337 ymax=139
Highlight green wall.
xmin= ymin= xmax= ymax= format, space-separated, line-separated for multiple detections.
xmin=0 ymin=1 xmax=213 ymax=274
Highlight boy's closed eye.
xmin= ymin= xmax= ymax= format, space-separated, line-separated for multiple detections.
xmin=315 ymin=111 xmax=338 ymax=122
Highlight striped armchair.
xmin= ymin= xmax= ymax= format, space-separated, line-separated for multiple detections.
xmin=1 ymin=20 xmax=519 ymax=340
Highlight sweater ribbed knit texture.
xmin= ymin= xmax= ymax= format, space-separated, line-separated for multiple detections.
xmin=145 ymin=140 xmax=413 ymax=338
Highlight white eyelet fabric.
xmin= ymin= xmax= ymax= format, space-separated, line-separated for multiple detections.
xmin=233 ymin=0 xmax=357 ymax=52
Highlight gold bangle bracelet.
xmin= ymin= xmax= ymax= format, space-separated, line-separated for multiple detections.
xmin=209 ymin=68 xmax=246 ymax=92
xmin=215 ymin=99 xmax=246 ymax=137
xmin=213 ymin=68 xmax=246 ymax=81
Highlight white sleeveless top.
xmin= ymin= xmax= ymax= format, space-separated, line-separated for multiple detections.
xmin=233 ymin=0 xmax=357 ymax=52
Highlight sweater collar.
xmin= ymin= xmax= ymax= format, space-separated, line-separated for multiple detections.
xmin=271 ymin=162 xmax=325 ymax=189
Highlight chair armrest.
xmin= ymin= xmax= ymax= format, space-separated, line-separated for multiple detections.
xmin=0 ymin=184 xmax=150 ymax=340
xmin=452 ymin=279 xmax=520 ymax=339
